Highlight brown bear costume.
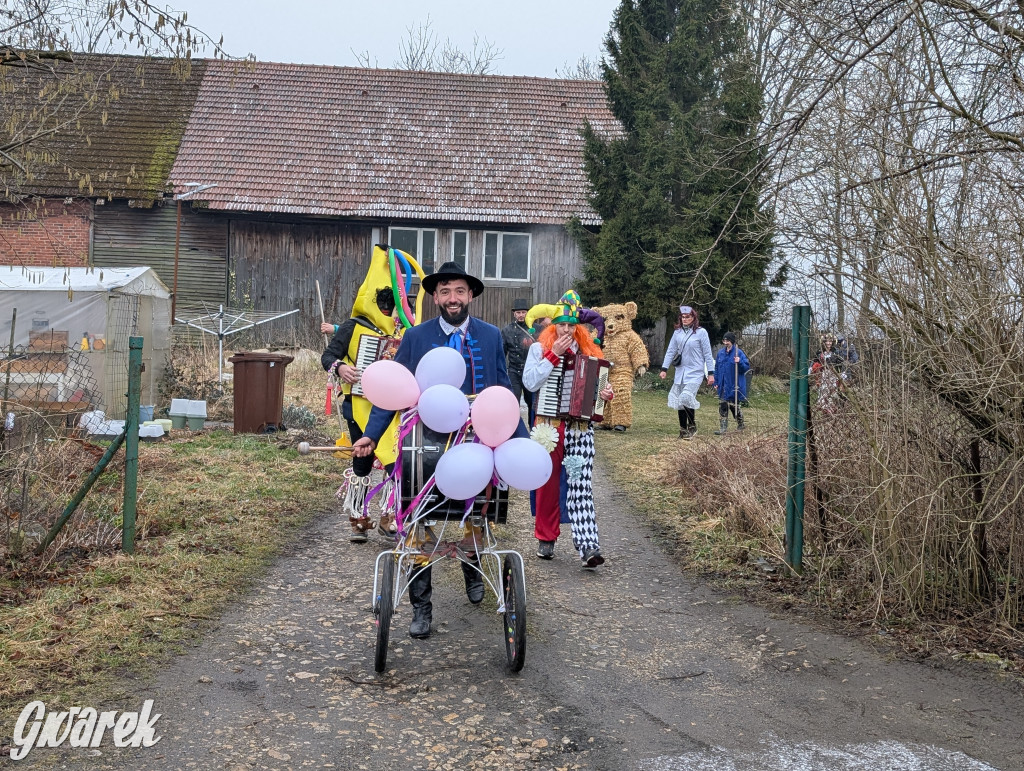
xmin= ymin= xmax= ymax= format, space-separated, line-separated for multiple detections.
xmin=593 ymin=301 xmax=650 ymax=430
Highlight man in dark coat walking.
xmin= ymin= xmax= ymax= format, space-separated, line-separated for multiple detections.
xmin=501 ymin=298 xmax=534 ymax=405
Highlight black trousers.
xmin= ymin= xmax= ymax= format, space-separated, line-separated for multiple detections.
xmin=342 ymin=396 xmax=374 ymax=477
xmin=677 ymin=408 xmax=695 ymax=429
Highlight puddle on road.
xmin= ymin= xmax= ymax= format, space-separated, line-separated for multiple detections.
xmin=639 ymin=739 xmax=999 ymax=771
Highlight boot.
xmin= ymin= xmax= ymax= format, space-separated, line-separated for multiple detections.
xmin=714 ymin=418 xmax=729 ymax=435
xmin=737 ymin=415 xmax=746 ymax=432
xmin=461 ymin=558 xmax=485 ymax=604
xmin=408 ymin=567 xmax=433 ymax=638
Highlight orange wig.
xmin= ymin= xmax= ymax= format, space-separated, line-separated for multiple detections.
xmin=538 ymin=323 xmax=604 ymax=358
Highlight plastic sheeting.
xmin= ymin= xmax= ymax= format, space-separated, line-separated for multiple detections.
xmin=0 ymin=266 xmax=171 ymax=417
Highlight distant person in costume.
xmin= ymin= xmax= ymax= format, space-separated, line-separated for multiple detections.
xmin=321 ymin=244 xmax=425 ymax=541
xmin=352 ymin=261 xmax=528 ymax=639
xmin=522 ymin=290 xmax=614 ymax=568
xmin=659 ymin=305 xmax=715 ymax=439
xmin=501 ymin=298 xmax=534 ymax=406
xmin=713 ymin=332 xmax=749 ymax=434
xmin=593 ymin=301 xmax=650 ymax=432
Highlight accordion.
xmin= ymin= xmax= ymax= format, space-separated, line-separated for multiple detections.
xmin=350 ymin=334 xmax=401 ymax=396
xmin=536 ymin=351 xmax=612 ymax=423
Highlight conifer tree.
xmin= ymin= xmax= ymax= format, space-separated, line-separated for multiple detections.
xmin=573 ymin=0 xmax=782 ymax=335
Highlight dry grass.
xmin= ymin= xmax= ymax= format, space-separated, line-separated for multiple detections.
xmin=599 ymin=380 xmax=1023 ymax=675
xmin=595 ymin=387 xmax=790 ymax=574
xmin=0 ymin=345 xmax=344 ymax=725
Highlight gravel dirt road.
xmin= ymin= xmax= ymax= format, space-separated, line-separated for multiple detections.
xmin=13 ymin=458 xmax=1024 ymax=770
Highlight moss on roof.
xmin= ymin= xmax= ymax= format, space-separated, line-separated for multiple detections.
xmin=0 ymin=54 xmax=206 ymax=203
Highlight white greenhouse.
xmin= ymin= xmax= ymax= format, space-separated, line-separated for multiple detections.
xmin=0 ymin=266 xmax=171 ymax=419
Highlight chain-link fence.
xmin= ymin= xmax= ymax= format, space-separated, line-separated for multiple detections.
xmin=1 ymin=338 xmax=127 ymax=562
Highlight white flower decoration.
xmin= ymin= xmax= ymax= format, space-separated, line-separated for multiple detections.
xmin=529 ymin=423 xmax=558 ymax=453
xmin=563 ymin=454 xmax=585 ymax=480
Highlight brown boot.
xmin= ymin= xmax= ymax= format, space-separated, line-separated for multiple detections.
xmin=349 ymin=517 xmax=370 ymax=543
xmin=377 ymin=514 xmax=398 ymax=538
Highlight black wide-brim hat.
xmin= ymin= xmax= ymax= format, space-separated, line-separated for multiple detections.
xmin=421 ymin=261 xmax=485 ymax=297
xmin=512 ymin=298 xmax=530 ymax=312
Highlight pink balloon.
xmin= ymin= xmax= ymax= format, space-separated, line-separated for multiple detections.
xmin=434 ymin=442 xmax=494 ymax=500
xmin=494 ymin=438 xmax=553 ymax=491
xmin=469 ymin=386 xmax=521 ymax=447
xmin=360 ymin=359 xmax=419 ymax=410
xmin=417 ymin=384 xmax=470 ymax=433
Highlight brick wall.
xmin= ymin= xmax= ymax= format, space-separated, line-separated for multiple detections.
xmin=0 ymin=199 xmax=92 ymax=267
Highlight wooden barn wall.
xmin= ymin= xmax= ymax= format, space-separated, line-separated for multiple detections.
xmin=229 ymin=220 xmax=373 ymax=346
xmin=419 ymin=224 xmax=582 ymax=328
xmin=93 ymin=201 xmax=228 ymax=308
xmin=227 ymin=220 xmax=584 ymax=346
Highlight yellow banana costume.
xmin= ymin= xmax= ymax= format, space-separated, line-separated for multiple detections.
xmin=344 ymin=244 xmax=426 ymax=465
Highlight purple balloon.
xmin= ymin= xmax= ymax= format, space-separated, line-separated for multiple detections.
xmin=415 ymin=346 xmax=467 ymax=392
xmin=434 ymin=442 xmax=494 ymax=500
xmin=417 ymin=384 xmax=470 ymax=433
xmin=494 ymin=437 xmax=553 ymax=491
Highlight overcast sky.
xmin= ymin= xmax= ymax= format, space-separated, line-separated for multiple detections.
xmin=175 ymin=0 xmax=620 ymax=78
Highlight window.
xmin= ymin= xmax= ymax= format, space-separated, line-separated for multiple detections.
xmin=483 ymin=232 xmax=530 ymax=281
xmin=452 ymin=231 xmax=469 ymax=270
xmin=389 ymin=227 xmax=437 ymax=273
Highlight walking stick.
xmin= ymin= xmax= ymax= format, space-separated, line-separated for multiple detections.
xmin=734 ymin=355 xmax=739 ymax=418
xmin=315 ymin=280 xmax=329 ymax=348
xmin=316 ymin=280 xmax=349 ymax=444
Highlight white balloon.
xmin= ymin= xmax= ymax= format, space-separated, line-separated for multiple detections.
xmin=493 ymin=437 xmax=553 ymax=491
xmin=415 ymin=346 xmax=467 ymax=392
xmin=417 ymin=384 xmax=470 ymax=433
xmin=433 ymin=442 xmax=494 ymax=500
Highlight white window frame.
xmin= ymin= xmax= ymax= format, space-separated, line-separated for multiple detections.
xmin=388 ymin=227 xmax=437 ymax=273
xmin=451 ymin=230 xmax=469 ymax=270
xmin=483 ymin=231 xmax=531 ymax=281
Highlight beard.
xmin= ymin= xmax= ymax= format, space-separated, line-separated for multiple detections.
xmin=439 ymin=301 xmax=469 ymax=326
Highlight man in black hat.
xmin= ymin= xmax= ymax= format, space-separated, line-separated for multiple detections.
xmin=501 ymin=298 xmax=534 ymax=408
xmin=353 ymin=260 xmax=528 ymax=639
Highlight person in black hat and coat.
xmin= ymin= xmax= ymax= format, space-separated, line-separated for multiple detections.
xmin=501 ymin=298 xmax=535 ymax=409
xmin=353 ymin=260 xmax=528 ymax=640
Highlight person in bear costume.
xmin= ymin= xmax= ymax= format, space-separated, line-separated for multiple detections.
xmin=592 ymin=301 xmax=650 ymax=431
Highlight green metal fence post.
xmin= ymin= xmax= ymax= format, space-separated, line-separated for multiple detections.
xmin=123 ymin=336 xmax=142 ymax=554
xmin=36 ymin=431 xmax=126 ymax=555
xmin=785 ymin=306 xmax=811 ymax=573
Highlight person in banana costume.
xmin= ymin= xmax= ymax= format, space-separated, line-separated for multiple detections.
xmin=321 ymin=244 xmax=425 ymax=541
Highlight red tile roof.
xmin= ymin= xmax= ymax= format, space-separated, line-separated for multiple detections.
xmin=170 ymin=62 xmax=618 ymax=225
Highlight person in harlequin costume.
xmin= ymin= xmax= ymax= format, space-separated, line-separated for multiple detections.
xmin=352 ymin=261 xmax=529 ymax=639
xmin=321 ymin=244 xmax=425 ymax=541
xmin=523 ymin=303 xmax=605 ymax=428
xmin=522 ymin=290 xmax=614 ymax=568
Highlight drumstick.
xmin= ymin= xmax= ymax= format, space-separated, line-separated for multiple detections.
xmin=297 ymin=442 xmax=353 ymax=456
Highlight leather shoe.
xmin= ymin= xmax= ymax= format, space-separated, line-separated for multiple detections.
xmin=409 ymin=607 xmax=431 ymax=638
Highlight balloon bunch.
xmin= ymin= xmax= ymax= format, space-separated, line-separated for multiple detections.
xmin=359 ymin=347 xmax=552 ymax=499
xmin=386 ymin=247 xmax=419 ymax=330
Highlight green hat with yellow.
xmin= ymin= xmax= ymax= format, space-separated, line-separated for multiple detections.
xmin=552 ymin=290 xmax=581 ymax=324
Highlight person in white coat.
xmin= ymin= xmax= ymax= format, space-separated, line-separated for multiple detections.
xmin=659 ymin=305 xmax=715 ymax=439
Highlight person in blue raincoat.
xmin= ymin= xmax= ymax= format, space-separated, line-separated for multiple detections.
xmin=713 ymin=332 xmax=750 ymax=434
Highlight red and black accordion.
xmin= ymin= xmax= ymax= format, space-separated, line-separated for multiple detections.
xmin=536 ymin=351 xmax=612 ymax=422
xmin=350 ymin=334 xmax=401 ymax=396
